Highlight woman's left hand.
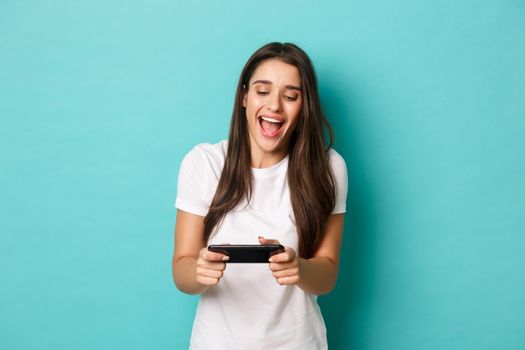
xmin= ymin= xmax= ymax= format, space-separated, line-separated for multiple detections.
xmin=258 ymin=236 xmax=301 ymax=285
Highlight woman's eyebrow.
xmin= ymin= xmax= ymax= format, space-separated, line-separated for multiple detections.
xmin=251 ymin=79 xmax=302 ymax=91
xmin=252 ymin=79 xmax=272 ymax=85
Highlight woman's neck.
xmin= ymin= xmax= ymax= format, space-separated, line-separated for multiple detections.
xmin=250 ymin=148 xmax=287 ymax=169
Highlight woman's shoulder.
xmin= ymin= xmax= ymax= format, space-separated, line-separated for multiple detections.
xmin=327 ymin=148 xmax=348 ymax=211
xmin=187 ymin=140 xmax=228 ymax=160
xmin=327 ymin=147 xmax=347 ymax=170
xmin=181 ymin=140 xmax=228 ymax=174
xmin=327 ymin=147 xmax=348 ymax=183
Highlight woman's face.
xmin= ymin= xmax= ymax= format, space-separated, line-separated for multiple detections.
xmin=243 ymin=59 xmax=302 ymax=165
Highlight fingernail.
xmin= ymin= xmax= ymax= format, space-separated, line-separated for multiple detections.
xmin=222 ymin=256 xmax=229 ymax=261
xmin=269 ymin=258 xmax=274 ymax=262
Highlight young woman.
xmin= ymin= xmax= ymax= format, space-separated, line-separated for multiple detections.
xmin=172 ymin=42 xmax=348 ymax=349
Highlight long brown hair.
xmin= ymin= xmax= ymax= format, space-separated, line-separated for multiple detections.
xmin=204 ymin=42 xmax=336 ymax=258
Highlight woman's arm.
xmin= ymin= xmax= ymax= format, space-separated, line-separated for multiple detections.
xmin=262 ymin=213 xmax=345 ymax=295
xmin=172 ymin=209 xmax=228 ymax=295
xmin=297 ymin=213 xmax=345 ymax=295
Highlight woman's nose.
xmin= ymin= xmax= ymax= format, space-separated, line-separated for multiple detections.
xmin=267 ymin=92 xmax=282 ymax=112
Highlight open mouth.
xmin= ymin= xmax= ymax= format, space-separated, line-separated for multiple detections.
xmin=258 ymin=116 xmax=284 ymax=137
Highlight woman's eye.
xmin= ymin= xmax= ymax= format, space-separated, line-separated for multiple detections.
xmin=256 ymin=91 xmax=269 ymax=95
xmin=284 ymin=95 xmax=298 ymax=101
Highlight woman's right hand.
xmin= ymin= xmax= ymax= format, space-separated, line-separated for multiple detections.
xmin=196 ymin=248 xmax=229 ymax=286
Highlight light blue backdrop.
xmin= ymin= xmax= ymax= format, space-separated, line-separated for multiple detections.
xmin=1 ymin=1 xmax=524 ymax=349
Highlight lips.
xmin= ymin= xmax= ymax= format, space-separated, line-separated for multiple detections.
xmin=258 ymin=115 xmax=285 ymax=138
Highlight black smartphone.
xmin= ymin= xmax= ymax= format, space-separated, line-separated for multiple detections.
xmin=207 ymin=244 xmax=285 ymax=263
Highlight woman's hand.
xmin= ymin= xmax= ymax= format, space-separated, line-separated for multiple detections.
xmin=258 ymin=236 xmax=301 ymax=285
xmin=196 ymin=247 xmax=229 ymax=286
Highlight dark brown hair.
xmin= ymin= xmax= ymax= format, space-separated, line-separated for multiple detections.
xmin=203 ymin=42 xmax=336 ymax=258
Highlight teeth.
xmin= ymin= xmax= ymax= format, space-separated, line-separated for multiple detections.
xmin=260 ymin=116 xmax=283 ymax=123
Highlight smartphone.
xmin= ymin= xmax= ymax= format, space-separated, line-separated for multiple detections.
xmin=207 ymin=244 xmax=285 ymax=263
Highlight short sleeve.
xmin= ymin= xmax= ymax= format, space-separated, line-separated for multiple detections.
xmin=329 ymin=149 xmax=348 ymax=214
xmin=175 ymin=145 xmax=220 ymax=217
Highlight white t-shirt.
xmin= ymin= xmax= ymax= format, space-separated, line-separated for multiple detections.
xmin=175 ymin=140 xmax=348 ymax=350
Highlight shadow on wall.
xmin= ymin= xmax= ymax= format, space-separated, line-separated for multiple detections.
xmin=317 ymin=72 xmax=380 ymax=350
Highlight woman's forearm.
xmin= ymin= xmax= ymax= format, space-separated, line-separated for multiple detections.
xmin=296 ymin=257 xmax=338 ymax=295
xmin=172 ymin=256 xmax=209 ymax=295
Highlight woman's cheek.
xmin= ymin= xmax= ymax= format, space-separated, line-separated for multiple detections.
xmin=252 ymin=96 xmax=265 ymax=109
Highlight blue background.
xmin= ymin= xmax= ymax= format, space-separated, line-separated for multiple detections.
xmin=1 ymin=1 xmax=524 ymax=349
